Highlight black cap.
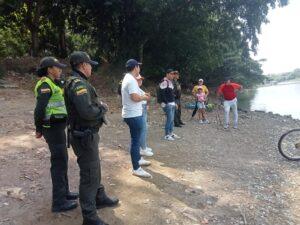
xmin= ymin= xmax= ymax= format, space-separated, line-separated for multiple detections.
xmin=36 ymin=57 xmax=66 ymax=77
xmin=69 ymin=51 xmax=99 ymax=67
xmin=125 ymin=59 xmax=142 ymax=68
xmin=166 ymin=69 xmax=175 ymax=74
xmin=37 ymin=57 xmax=66 ymax=70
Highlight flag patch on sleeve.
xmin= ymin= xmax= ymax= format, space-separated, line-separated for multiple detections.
xmin=76 ymin=89 xmax=87 ymax=95
xmin=41 ymin=88 xmax=51 ymax=93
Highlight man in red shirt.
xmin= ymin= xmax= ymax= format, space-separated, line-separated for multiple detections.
xmin=217 ymin=77 xmax=242 ymax=129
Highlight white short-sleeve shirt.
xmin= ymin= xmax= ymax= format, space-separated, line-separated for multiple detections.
xmin=121 ymin=73 xmax=143 ymax=118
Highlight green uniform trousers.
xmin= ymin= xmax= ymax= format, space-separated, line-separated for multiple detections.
xmin=42 ymin=122 xmax=69 ymax=206
xmin=70 ymin=132 xmax=105 ymax=221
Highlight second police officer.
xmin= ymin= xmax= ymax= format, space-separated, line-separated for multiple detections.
xmin=64 ymin=51 xmax=119 ymax=225
xmin=34 ymin=57 xmax=78 ymax=213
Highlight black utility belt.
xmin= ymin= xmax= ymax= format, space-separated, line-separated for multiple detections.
xmin=43 ymin=120 xmax=66 ymax=127
xmin=70 ymin=128 xmax=99 ymax=138
xmin=48 ymin=116 xmax=67 ymax=123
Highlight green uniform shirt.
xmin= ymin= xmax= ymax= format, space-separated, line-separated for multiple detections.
xmin=34 ymin=77 xmax=67 ymax=132
xmin=64 ymin=70 xmax=106 ymax=129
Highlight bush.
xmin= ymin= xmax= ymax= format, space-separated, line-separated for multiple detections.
xmin=206 ymin=103 xmax=215 ymax=112
xmin=0 ymin=27 xmax=29 ymax=58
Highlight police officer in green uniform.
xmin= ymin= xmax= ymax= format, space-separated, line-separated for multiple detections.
xmin=34 ymin=57 xmax=78 ymax=212
xmin=64 ymin=51 xmax=119 ymax=225
xmin=173 ymin=71 xmax=185 ymax=127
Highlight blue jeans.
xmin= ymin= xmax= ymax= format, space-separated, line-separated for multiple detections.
xmin=140 ymin=104 xmax=148 ymax=150
xmin=124 ymin=116 xmax=143 ymax=170
xmin=163 ymin=104 xmax=175 ymax=136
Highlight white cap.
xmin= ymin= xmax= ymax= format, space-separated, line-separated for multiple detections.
xmin=198 ymin=78 xmax=203 ymax=82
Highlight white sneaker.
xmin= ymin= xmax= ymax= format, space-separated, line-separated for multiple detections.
xmin=139 ymin=157 xmax=151 ymax=166
xmin=199 ymin=120 xmax=204 ymax=124
xmin=203 ymin=119 xmax=210 ymax=124
xmin=145 ymin=147 xmax=153 ymax=153
xmin=224 ymin=125 xmax=229 ymax=129
xmin=140 ymin=148 xmax=154 ymax=157
xmin=164 ymin=135 xmax=175 ymax=141
xmin=233 ymin=125 xmax=238 ymax=129
xmin=171 ymin=133 xmax=180 ymax=139
xmin=132 ymin=167 xmax=152 ymax=178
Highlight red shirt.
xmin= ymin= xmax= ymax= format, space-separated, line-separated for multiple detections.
xmin=217 ymin=82 xmax=241 ymax=100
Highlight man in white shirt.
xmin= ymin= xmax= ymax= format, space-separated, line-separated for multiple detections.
xmin=121 ymin=59 xmax=152 ymax=178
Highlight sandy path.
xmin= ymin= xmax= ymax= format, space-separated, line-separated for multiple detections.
xmin=0 ymin=88 xmax=300 ymax=225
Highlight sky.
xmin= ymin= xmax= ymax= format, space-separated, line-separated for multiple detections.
xmin=254 ymin=0 xmax=300 ymax=75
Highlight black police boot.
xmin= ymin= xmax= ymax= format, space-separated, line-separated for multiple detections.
xmin=179 ymin=121 xmax=185 ymax=125
xmin=82 ymin=217 xmax=108 ymax=225
xmin=52 ymin=200 xmax=78 ymax=213
xmin=66 ymin=191 xmax=79 ymax=200
xmin=174 ymin=124 xmax=182 ymax=127
xmin=96 ymin=192 xmax=119 ymax=209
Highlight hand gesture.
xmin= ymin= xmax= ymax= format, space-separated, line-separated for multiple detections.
xmin=100 ymin=101 xmax=109 ymax=112
xmin=144 ymin=93 xmax=151 ymax=101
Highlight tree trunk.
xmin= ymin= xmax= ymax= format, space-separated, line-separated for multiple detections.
xmin=139 ymin=39 xmax=148 ymax=63
xmin=31 ymin=29 xmax=39 ymax=57
xmin=25 ymin=0 xmax=42 ymax=57
xmin=139 ymin=43 xmax=144 ymax=63
xmin=58 ymin=21 xmax=67 ymax=58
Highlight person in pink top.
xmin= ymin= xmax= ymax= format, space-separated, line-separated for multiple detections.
xmin=196 ymin=86 xmax=209 ymax=124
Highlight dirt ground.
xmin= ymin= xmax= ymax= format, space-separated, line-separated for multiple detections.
xmin=1 ymin=83 xmax=300 ymax=225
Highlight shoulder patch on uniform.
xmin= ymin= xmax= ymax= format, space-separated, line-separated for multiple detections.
xmin=74 ymin=85 xmax=86 ymax=91
xmin=76 ymin=88 xmax=87 ymax=95
xmin=40 ymin=77 xmax=47 ymax=81
xmin=40 ymin=88 xmax=51 ymax=93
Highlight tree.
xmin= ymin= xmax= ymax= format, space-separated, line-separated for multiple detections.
xmin=0 ymin=0 xmax=289 ymax=86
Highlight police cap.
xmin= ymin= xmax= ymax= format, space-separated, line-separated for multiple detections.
xmin=36 ymin=57 xmax=66 ymax=76
xmin=69 ymin=51 xmax=99 ymax=67
xmin=38 ymin=57 xmax=66 ymax=70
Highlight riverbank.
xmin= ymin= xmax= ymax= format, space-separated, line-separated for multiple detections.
xmin=1 ymin=84 xmax=300 ymax=225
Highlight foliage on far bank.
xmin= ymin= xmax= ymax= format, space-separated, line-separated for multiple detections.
xmin=0 ymin=0 xmax=288 ymax=87
xmin=267 ymin=69 xmax=300 ymax=84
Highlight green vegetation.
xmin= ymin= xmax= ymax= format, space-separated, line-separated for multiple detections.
xmin=0 ymin=0 xmax=288 ymax=86
xmin=268 ymin=69 xmax=300 ymax=83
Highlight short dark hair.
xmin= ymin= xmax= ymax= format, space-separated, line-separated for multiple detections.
xmin=71 ymin=62 xmax=84 ymax=71
xmin=36 ymin=67 xmax=48 ymax=77
xmin=126 ymin=65 xmax=135 ymax=72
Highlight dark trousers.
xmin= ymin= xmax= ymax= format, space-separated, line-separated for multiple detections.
xmin=191 ymin=100 xmax=198 ymax=117
xmin=71 ymin=132 xmax=105 ymax=221
xmin=124 ymin=116 xmax=143 ymax=170
xmin=42 ymin=123 xmax=69 ymax=206
xmin=174 ymin=99 xmax=182 ymax=125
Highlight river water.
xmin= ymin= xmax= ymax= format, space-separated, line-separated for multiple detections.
xmin=238 ymin=82 xmax=300 ymax=119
